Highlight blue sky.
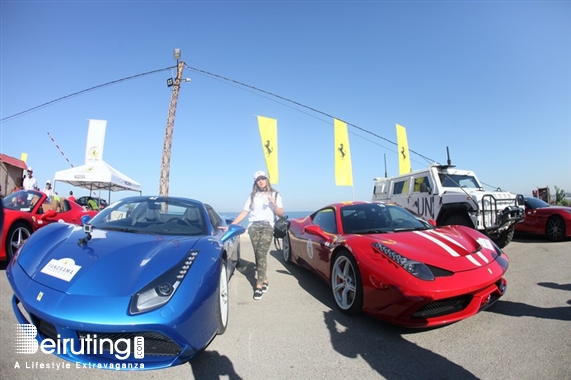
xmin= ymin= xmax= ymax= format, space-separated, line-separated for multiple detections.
xmin=1 ymin=1 xmax=569 ymax=212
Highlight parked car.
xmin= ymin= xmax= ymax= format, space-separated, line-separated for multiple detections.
xmin=282 ymin=201 xmax=509 ymax=328
xmin=75 ymin=196 xmax=109 ymax=209
xmin=514 ymin=196 xmax=571 ymax=241
xmin=1 ymin=189 xmax=98 ymax=260
xmin=6 ymin=195 xmax=245 ymax=370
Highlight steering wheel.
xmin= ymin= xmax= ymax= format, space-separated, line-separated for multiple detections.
xmin=390 ymin=218 xmax=406 ymax=227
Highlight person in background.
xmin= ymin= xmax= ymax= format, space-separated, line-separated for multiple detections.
xmin=22 ymin=167 xmax=37 ymax=190
xmin=87 ymin=196 xmax=99 ymax=211
xmin=43 ymin=180 xmax=54 ymax=202
xmin=68 ymin=190 xmax=76 ymax=203
xmin=51 ymin=192 xmax=61 ymax=211
xmin=231 ymin=170 xmax=283 ymax=300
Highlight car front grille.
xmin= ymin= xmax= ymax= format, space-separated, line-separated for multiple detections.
xmin=77 ymin=331 xmax=182 ymax=356
xmin=412 ymin=296 xmax=472 ymax=318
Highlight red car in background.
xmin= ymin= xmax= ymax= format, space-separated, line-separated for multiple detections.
xmin=514 ymin=196 xmax=571 ymax=241
xmin=1 ymin=190 xmax=98 ymax=261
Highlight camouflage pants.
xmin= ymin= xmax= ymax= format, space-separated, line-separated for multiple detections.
xmin=248 ymin=221 xmax=273 ymax=287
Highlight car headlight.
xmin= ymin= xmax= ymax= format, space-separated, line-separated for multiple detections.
xmin=129 ymin=249 xmax=200 ymax=315
xmin=373 ymin=243 xmax=434 ymax=281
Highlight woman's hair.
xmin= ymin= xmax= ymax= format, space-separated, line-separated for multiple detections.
xmin=248 ymin=179 xmax=276 ymax=210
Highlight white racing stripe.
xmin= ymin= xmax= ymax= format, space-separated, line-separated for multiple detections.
xmin=476 ymin=251 xmax=489 ymax=264
xmin=466 ymin=255 xmax=482 ymax=266
xmin=414 ymin=231 xmax=460 ymax=257
xmin=414 ymin=231 xmax=482 ymax=267
xmin=429 ymin=230 xmax=489 ymax=264
xmin=427 ymin=230 xmax=467 ymax=250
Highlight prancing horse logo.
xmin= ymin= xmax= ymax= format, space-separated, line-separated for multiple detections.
xmin=264 ymin=140 xmax=273 ymax=156
xmin=338 ymin=143 xmax=346 ymax=159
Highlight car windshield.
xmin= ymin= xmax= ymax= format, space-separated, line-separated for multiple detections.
xmin=87 ymin=197 xmax=209 ymax=236
xmin=439 ymin=173 xmax=481 ymax=189
xmin=2 ymin=190 xmax=43 ymax=212
xmin=525 ymin=197 xmax=550 ymax=209
xmin=341 ymin=203 xmax=431 ymax=234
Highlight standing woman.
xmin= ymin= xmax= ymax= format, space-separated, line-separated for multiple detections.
xmin=231 ymin=171 xmax=284 ymax=300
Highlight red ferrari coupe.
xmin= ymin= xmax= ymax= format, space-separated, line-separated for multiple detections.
xmin=282 ymin=201 xmax=509 ymax=328
xmin=514 ymin=196 xmax=571 ymax=241
xmin=1 ymin=189 xmax=98 ymax=261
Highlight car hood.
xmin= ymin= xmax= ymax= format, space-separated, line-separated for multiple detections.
xmin=369 ymin=225 xmax=501 ymax=272
xmin=15 ymin=223 xmax=204 ymax=296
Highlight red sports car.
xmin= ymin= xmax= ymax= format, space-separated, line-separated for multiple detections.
xmin=1 ymin=190 xmax=98 ymax=261
xmin=282 ymin=201 xmax=509 ymax=328
xmin=514 ymin=196 xmax=571 ymax=241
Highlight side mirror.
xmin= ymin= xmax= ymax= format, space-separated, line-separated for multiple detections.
xmin=221 ymin=224 xmax=246 ymax=243
xmin=81 ymin=215 xmax=91 ymax=225
xmin=41 ymin=209 xmax=57 ymax=219
xmin=304 ymin=224 xmax=331 ymax=241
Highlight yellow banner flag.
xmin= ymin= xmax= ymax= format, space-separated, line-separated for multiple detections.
xmin=20 ymin=153 xmax=28 ymax=163
xmin=396 ymin=124 xmax=411 ymax=174
xmin=257 ymin=116 xmax=279 ymax=184
xmin=334 ymin=119 xmax=353 ymax=186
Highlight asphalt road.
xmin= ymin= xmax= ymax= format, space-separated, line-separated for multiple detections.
xmin=1 ymin=235 xmax=570 ymax=380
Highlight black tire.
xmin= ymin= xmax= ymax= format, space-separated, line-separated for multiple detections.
xmin=6 ymin=222 xmax=32 ymax=260
xmin=331 ymin=250 xmax=363 ymax=315
xmin=444 ymin=213 xmax=474 ymax=228
xmin=282 ymin=232 xmax=292 ymax=264
xmin=493 ymin=226 xmax=514 ymax=248
xmin=546 ymin=216 xmax=566 ymax=242
xmin=216 ymin=261 xmax=229 ymax=335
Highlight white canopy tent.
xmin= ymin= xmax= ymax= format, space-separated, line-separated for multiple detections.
xmin=53 ymin=160 xmax=142 ymax=195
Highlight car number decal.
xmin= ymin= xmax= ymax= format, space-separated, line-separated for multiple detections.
xmin=306 ymin=239 xmax=314 ymax=259
xmin=40 ymin=258 xmax=82 ymax=282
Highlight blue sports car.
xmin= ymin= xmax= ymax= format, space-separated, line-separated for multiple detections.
xmin=6 ymin=196 xmax=245 ymax=370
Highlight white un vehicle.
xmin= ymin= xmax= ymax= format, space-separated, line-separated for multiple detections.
xmin=372 ymin=164 xmax=525 ymax=248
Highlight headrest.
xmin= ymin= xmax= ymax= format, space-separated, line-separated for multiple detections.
xmin=184 ymin=207 xmax=200 ymax=222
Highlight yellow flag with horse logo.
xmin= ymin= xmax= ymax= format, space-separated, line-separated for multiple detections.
xmin=257 ymin=116 xmax=279 ymax=184
xmin=334 ymin=119 xmax=353 ymax=186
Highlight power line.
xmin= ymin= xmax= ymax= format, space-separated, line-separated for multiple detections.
xmin=186 ymin=65 xmax=437 ymax=165
xmin=0 ymin=66 xmax=174 ymax=122
xmin=2 ymin=64 xmax=437 ymax=165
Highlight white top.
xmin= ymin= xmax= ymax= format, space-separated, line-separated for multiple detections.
xmin=43 ymin=186 xmax=54 ymax=202
xmin=23 ymin=177 xmax=37 ymax=190
xmin=242 ymin=191 xmax=283 ymax=227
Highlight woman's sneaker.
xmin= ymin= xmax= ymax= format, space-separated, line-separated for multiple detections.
xmin=253 ymin=288 xmax=263 ymax=300
xmin=262 ymin=283 xmax=269 ymax=293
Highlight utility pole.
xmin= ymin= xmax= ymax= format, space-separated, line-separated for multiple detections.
xmin=159 ymin=49 xmax=185 ymax=197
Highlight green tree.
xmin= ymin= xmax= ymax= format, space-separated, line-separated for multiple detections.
xmin=554 ymin=186 xmax=570 ymax=206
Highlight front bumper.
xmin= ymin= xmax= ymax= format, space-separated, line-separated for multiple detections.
xmin=7 ymin=261 xmax=219 ymax=370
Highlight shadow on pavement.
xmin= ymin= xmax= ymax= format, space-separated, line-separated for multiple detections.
xmin=269 ymin=250 xmax=479 ymax=380
xmin=188 ymin=351 xmax=242 ymax=380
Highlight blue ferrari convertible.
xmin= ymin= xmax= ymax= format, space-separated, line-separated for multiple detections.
xmin=6 ymin=196 xmax=245 ymax=370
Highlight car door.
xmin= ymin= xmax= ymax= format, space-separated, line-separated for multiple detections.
xmin=519 ymin=201 xmax=543 ymax=234
xmin=300 ymin=208 xmax=337 ymax=281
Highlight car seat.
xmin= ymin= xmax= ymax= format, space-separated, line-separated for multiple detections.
xmin=144 ymin=208 xmax=164 ymax=223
